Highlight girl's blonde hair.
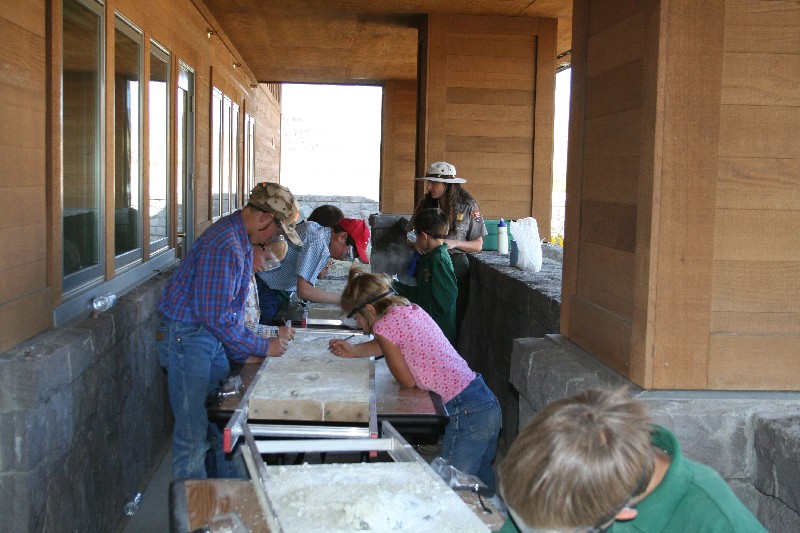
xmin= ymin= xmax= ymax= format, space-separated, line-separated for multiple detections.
xmin=341 ymin=267 xmax=408 ymax=327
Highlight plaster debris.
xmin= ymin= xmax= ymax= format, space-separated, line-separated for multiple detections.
xmin=264 ymin=462 xmax=490 ymax=532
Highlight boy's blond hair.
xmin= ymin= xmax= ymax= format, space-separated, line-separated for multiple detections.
xmin=499 ymin=388 xmax=654 ymax=531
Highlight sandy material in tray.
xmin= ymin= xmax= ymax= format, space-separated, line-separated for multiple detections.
xmin=249 ymin=331 xmax=372 ymax=421
xmin=264 ymin=461 xmax=489 ymax=532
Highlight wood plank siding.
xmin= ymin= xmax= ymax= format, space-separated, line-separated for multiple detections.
xmin=380 ymin=80 xmax=418 ymax=214
xmin=0 ymin=0 xmax=52 ymax=351
xmin=563 ymin=0 xmax=800 ymax=389
xmin=418 ymin=14 xmax=556 ymax=234
xmin=709 ymin=0 xmax=800 ymax=389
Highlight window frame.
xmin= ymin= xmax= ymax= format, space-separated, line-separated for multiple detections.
xmin=148 ymin=39 xmax=171 ymax=255
xmin=243 ymin=112 xmax=255 ymax=198
xmin=112 ymin=13 xmax=145 ymax=271
xmin=61 ymin=0 xmax=106 ymax=295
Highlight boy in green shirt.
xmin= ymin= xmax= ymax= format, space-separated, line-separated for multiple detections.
xmin=498 ymin=388 xmax=767 ymax=533
xmin=393 ymin=208 xmax=458 ymax=345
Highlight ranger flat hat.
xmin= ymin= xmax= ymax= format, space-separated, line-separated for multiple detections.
xmin=415 ymin=161 xmax=467 ymax=184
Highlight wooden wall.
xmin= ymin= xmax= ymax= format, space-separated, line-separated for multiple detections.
xmin=418 ymin=14 xmax=556 ymax=236
xmin=0 ymin=0 xmax=52 ymax=354
xmin=709 ymin=0 xmax=800 ymax=389
xmin=0 ymin=0 xmax=280 ymax=353
xmin=562 ymin=0 xmax=800 ymax=390
xmin=380 ymin=79 xmax=418 ymax=214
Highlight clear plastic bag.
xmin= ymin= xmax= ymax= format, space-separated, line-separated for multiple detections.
xmin=429 ymin=457 xmax=491 ymax=496
xmin=509 ymin=217 xmax=542 ymax=272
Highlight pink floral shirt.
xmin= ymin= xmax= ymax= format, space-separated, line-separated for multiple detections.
xmin=373 ymin=304 xmax=475 ymax=403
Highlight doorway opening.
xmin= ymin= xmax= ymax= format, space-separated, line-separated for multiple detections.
xmin=280 ymin=84 xmax=382 ymax=202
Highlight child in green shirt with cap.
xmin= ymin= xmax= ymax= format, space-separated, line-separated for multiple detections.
xmin=393 ymin=208 xmax=458 ymax=345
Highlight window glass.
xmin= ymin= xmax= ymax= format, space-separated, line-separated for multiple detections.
xmin=149 ymin=43 xmax=170 ymax=252
xmin=231 ymin=103 xmax=239 ymax=209
xmin=211 ymin=88 xmax=222 ymax=218
xmin=243 ymin=112 xmax=255 ymax=194
xmin=114 ymin=17 xmax=143 ymax=261
xmin=231 ymin=104 xmax=241 ymax=211
xmin=222 ymin=96 xmax=231 ymax=215
xmin=62 ymin=0 xmax=103 ymax=284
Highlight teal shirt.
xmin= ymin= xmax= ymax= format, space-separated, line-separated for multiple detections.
xmin=498 ymin=426 xmax=766 ymax=533
xmin=392 ymin=244 xmax=457 ymax=344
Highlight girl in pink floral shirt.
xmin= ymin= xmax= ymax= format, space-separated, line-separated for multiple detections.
xmin=329 ymin=269 xmax=501 ymax=492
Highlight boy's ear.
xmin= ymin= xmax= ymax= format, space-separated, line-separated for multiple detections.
xmin=615 ymin=506 xmax=638 ymax=522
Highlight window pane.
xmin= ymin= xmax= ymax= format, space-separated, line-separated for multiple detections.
xmin=62 ymin=0 xmax=102 ymax=279
xmin=176 ymin=88 xmax=186 ymax=235
xmin=114 ymin=20 xmax=142 ymax=258
xmin=211 ymin=89 xmax=222 ymax=218
xmin=246 ymin=114 xmax=255 ymax=194
xmin=243 ymin=113 xmax=251 ymax=194
xmin=149 ymin=46 xmax=169 ymax=250
xmin=222 ymin=96 xmax=231 ymax=215
xmin=231 ymin=104 xmax=239 ymax=209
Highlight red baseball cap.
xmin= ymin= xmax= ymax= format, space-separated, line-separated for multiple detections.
xmin=338 ymin=218 xmax=370 ymax=264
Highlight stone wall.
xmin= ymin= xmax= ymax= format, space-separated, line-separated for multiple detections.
xmin=0 ymin=271 xmax=172 ymax=532
xmin=295 ymin=194 xmax=379 ymax=222
xmin=509 ymin=335 xmax=800 ymax=532
xmin=459 ymin=252 xmax=562 ymax=446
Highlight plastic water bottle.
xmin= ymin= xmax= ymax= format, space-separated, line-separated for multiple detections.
xmin=92 ymin=293 xmax=117 ymax=313
xmin=124 ymin=492 xmax=142 ymax=516
xmin=497 ymin=219 xmax=509 ymax=255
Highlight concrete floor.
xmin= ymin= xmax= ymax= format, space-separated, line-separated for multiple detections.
xmin=119 ymin=446 xmax=172 ymax=533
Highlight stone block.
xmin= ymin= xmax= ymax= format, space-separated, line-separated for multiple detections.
xmin=645 ymin=400 xmax=755 ymax=478
xmin=0 ymin=464 xmax=48 ymax=533
xmin=0 ymin=340 xmax=74 ymax=413
xmin=757 ymin=491 xmax=800 ymax=533
xmin=753 ymin=414 xmax=800 ymax=512
xmin=510 ymin=335 xmax=638 ymax=430
xmin=0 ymin=408 xmax=49 ymax=471
xmin=77 ymin=311 xmax=116 ymax=354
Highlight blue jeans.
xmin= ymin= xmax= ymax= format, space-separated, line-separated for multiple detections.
xmin=255 ymin=275 xmax=282 ymax=324
xmin=156 ymin=318 xmax=246 ymax=479
xmin=441 ymin=374 xmax=502 ymax=493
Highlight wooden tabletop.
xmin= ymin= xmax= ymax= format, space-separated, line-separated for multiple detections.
xmin=170 ymin=479 xmax=269 ymax=533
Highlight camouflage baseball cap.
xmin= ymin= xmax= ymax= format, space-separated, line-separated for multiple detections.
xmin=247 ymin=182 xmax=302 ymax=245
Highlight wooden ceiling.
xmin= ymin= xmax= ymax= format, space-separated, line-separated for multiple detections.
xmin=200 ymin=0 xmax=573 ymax=85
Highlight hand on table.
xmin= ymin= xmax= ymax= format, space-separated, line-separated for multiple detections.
xmin=278 ymin=325 xmax=295 ymax=340
xmin=328 ymin=339 xmax=355 ymax=358
xmin=318 ymin=258 xmax=335 ymax=278
xmin=267 ymin=337 xmax=289 ymax=356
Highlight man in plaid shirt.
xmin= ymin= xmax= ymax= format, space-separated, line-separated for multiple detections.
xmin=157 ymin=182 xmax=301 ymax=479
